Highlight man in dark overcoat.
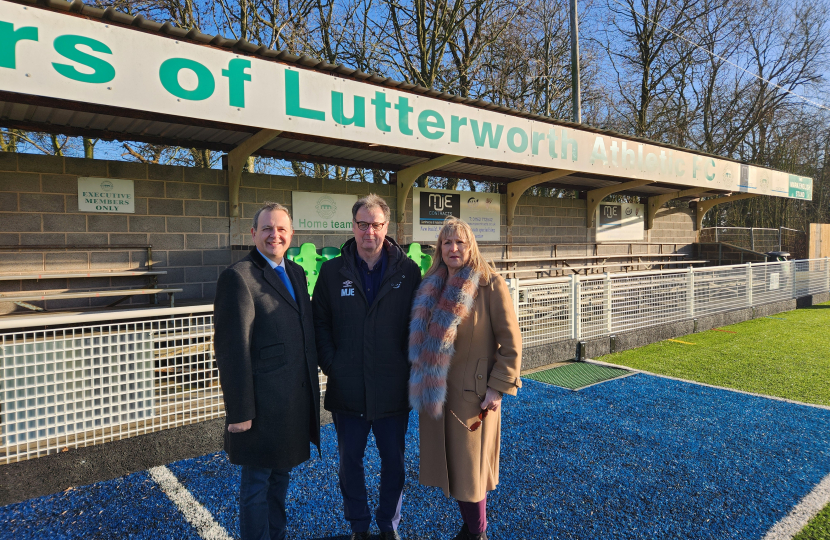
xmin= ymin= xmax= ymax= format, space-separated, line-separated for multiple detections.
xmin=313 ymin=194 xmax=421 ymax=540
xmin=214 ymin=202 xmax=320 ymax=540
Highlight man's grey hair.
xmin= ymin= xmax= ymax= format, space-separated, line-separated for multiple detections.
xmin=352 ymin=194 xmax=391 ymax=222
xmin=252 ymin=202 xmax=292 ymax=230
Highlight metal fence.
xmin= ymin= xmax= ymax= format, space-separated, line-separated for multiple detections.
xmin=699 ymin=227 xmax=807 ymax=258
xmin=508 ymin=258 xmax=830 ymax=347
xmin=1 ymin=259 xmax=828 ymax=464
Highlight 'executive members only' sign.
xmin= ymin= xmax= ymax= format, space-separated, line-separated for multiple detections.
xmin=78 ymin=177 xmax=134 ymax=213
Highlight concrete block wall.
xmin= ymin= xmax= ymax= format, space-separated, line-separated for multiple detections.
xmin=648 ymin=206 xmax=696 ymax=250
xmin=0 ymin=151 xmax=699 ymax=313
xmin=510 ymin=193 xmax=588 ymax=245
xmin=0 ymin=152 xmax=235 ymax=313
xmin=0 ymin=152 xmax=402 ymax=313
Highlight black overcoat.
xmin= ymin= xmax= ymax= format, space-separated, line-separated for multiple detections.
xmin=214 ymin=249 xmax=320 ymax=469
xmin=312 ymin=237 xmax=421 ymax=421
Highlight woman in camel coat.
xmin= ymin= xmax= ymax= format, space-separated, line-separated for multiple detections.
xmin=409 ymin=217 xmax=522 ymax=540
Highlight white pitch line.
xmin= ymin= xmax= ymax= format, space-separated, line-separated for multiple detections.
xmin=149 ymin=465 xmax=233 ymax=540
xmin=579 ymin=358 xmax=830 ymax=539
xmin=582 ymin=358 xmax=830 ymax=411
xmin=762 ymin=472 xmax=830 ymax=540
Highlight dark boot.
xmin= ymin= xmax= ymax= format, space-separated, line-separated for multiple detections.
xmin=451 ymin=523 xmax=470 ymax=540
xmin=452 ymin=523 xmax=488 ymax=540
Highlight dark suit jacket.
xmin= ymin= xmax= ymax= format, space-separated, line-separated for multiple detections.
xmin=214 ymin=248 xmax=320 ymax=469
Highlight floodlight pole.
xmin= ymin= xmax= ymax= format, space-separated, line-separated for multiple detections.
xmin=569 ymin=0 xmax=582 ymax=123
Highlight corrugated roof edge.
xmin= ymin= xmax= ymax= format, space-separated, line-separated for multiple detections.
xmin=8 ymin=0 xmax=770 ymax=170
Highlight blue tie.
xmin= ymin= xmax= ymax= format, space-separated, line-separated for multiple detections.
xmin=275 ymin=265 xmax=296 ymax=301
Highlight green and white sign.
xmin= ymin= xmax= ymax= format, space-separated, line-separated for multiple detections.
xmin=788 ymin=175 xmax=812 ymax=200
xmin=413 ymin=187 xmax=500 ymax=242
xmin=77 ymin=177 xmax=134 ymax=213
xmin=291 ymin=191 xmax=356 ymax=231
xmin=0 ymin=2 xmax=812 ymax=201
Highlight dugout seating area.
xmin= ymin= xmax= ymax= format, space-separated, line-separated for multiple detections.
xmin=287 ymin=242 xmax=433 ymax=295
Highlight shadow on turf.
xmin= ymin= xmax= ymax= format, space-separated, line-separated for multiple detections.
xmin=311 ymin=534 xmax=428 ymax=540
xmin=309 ymin=536 xmax=380 ymax=540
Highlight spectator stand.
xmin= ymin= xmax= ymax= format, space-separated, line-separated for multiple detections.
xmin=0 ymin=244 xmax=181 ymax=314
xmin=486 ymin=242 xmax=707 ymax=278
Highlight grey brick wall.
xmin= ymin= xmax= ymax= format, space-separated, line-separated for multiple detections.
xmin=649 ymin=206 xmax=696 ymax=249
xmin=0 ymin=151 xmax=697 ymax=314
xmin=0 ymin=152 xmax=400 ymax=314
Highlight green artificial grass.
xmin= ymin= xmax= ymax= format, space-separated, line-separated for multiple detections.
xmin=598 ymin=302 xmax=830 ymax=407
xmin=793 ymin=502 xmax=830 ymax=540
xmin=524 ymin=362 xmax=629 ymax=390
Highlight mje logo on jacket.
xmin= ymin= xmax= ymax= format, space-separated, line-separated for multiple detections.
xmin=341 ymin=280 xmax=354 ymax=297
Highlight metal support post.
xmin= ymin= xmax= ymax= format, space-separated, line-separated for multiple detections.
xmin=750 ymin=228 xmax=755 ymax=252
xmin=825 ymin=257 xmax=829 ymax=293
xmin=604 ymin=272 xmax=612 ymax=334
xmin=570 ymin=274 xmax=580 ymax=340
xmin=792 ymin=260 xmax=798 ymax=299
xmin=505 ymin=277 xmax=520 ymax=319
xmin=569 ymin=0 xmax=581 ymax=123
xmin=746 ymin=262 xmax=753 ymax=308
xmin=688 ymin=266 xmax=695 ymax=318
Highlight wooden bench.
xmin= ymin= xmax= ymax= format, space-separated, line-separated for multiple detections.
xmin=0 ymin=288 xmax=183 ymax=308
xmin=0 ymin=270 xmax=167 ymax=281
xmin=496 ymin=253 xmax=690 ymax=264
xmin=0 ymin=244 xmax=180 ymax=311
xmin=496 ymin=260 xmax=709 ymax=278
xmin=494 ymin=254 xmax=695 ymax=274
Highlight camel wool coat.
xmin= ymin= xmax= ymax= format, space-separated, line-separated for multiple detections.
xmin=418 ymin=274 xmax=522 ymax=502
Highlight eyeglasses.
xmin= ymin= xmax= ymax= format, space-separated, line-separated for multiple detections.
xmin=450 ymin=408 xmax=488 ymax=432
xmin=354 ymin=221 xmax=387 ymax=231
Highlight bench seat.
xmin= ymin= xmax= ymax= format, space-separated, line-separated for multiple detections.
xmin=0 ymin=288 xmax=183 ymax=308
xmin=496 ymin=260 xmax=710 ymax=277
xmin=495 ymin=253 xmax=690 ymax=264
xmin=0 ymin=270 xmax=167 ymax=281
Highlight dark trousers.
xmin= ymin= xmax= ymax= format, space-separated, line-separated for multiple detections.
xmin=333 ymin=412 xmax=409 ymax=533
xmin=239 ymin=465 xmax=292 ymax=540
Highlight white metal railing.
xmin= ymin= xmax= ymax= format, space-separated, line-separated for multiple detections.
xmin=506 ymin=258 xmax=830 ymax=347
xmin=0 ymin=305 xmax=331 ymax=464
xmin=2 ymin=258 xmax=828 ymax=464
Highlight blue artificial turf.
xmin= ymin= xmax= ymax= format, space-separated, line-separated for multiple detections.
xmin=0 ymin=471 xmax=198 ymax=540
xmin=2 ymin=374 xmax=829 ymax=540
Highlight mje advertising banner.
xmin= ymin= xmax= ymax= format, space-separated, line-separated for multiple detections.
xmin=0 ymin=2 xmax=812 ymax=201
xmin=413 ymin=188 xmax=500 ymax=242
xmin=595 ymin=202 xmax=644 ymax=241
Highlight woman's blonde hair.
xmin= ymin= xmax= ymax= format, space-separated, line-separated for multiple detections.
xmin=425 ymin=217 xmax=494 ymax=281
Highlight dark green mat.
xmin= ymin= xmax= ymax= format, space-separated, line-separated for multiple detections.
xmin=524 ymin=362 xmax=631 ymax=390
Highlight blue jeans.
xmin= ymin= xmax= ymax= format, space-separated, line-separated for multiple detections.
xmin=333 ymin=412 xmax=409 ymax=533
xmin=239 ymin=465 xmax=292 ymax=540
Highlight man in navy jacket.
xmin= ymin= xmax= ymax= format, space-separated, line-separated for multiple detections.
xmin=313 ymin=194 xmax=421 ymax=540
